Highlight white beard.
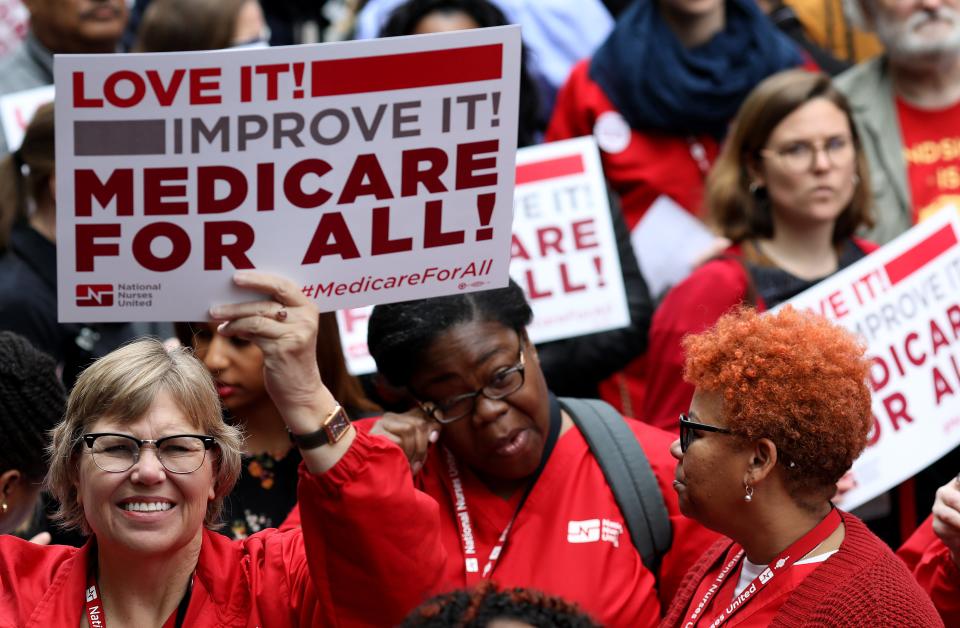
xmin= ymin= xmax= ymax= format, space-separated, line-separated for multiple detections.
xmin=875 ymin=7 xmax=960 ymax=66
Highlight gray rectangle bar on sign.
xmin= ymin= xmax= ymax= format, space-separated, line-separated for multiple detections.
xmin=74 ymin=119 xmax=166 ymax=156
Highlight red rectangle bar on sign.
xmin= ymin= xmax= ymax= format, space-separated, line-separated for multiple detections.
xmin=884 ymin=223 xmax=958 ymax=286
xmin=515 ymin=154 xmax=586 ymax=185
xmin=310 ymin=44 xmax=502 ymax=96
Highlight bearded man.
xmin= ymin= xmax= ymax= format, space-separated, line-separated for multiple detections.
xmin=837 ymin=0 xmax=960 ymax=243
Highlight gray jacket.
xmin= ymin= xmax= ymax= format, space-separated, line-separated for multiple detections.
xmin=835 ymin=56 xmax=913 ymax=244
xmin=0 ymin=32 xmax=54 ymax=155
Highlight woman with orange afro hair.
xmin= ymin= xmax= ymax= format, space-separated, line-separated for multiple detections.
xmin=661 ymin=307 xmax=941 ymax=627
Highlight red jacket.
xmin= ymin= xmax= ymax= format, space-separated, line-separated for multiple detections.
xmin=661 ymin=511 xmax=943 ymax=627
xmin=0 ymin=431 xmax=443 ymax=627
xmin=359 ymin=414 xmax=720 ymax=626
xmin=899 ymin=515 xmax=960 ymax=626
xmin=546 ymin=59 xmax=719 ymax=231
xmin=642 ymin=238 xmax=879 ymax=432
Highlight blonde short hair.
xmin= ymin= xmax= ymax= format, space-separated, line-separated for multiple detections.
xmin=45 ymin=338 xmax=243 ymax=534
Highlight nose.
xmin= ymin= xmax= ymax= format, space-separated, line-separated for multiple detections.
xmin=201 ymin=333 xmax=230 ymax=372
xmin=670 ymin=438 xmax=683 ymax=461
xmin=471 ymin=394 xmax=509 ymax=425
xmin=811 ymin=145 xmax=832 ymax=172
xmin=129 ymin=446 xmax=166 ymax=485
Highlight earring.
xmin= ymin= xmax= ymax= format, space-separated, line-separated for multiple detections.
xmin=744 ymin=484 xmax=754 ymax=503
xmin=1 ymin=498 xmax=7 ymax=514
xmin=748 ymin=182 xmax=763 ymax=195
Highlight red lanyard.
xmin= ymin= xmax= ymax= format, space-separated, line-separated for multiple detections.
xmin=441 ymin=393 xmax=562 ymax=585
xmin=686 ymin=508 xmax=842 ymax=628
xmin=85 ymin=560 xmax=193 ymax=628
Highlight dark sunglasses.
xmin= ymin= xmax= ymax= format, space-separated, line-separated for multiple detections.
xmin=679 ymin=413 xmax=733 ymax=453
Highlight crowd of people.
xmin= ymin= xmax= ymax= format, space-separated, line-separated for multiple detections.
xmin=1 ymin=0 xmax=959 ymax=626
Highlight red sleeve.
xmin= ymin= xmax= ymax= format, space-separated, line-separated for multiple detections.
xmin=545 ymin=60 xmax=597 ymax=142
xmin=641 ymin=259 xmax=749 ymax=432
xmin=628 ymin=419 xmax=722 ymax=608
xmin=298 ymin=429 xmax=445 ymax=626
xmin=898 ymin=516 xmax=960 ymax=626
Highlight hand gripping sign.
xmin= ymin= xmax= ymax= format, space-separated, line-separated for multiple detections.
xmin=55 ymin=27 xmax=521 ymax=322
xmin=338 ymin=137 xmax=630 ymax=374
xmin=776 ymin=209 xmax=960 ymax=510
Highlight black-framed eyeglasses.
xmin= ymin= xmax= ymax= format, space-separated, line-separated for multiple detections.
xmin=82 ymin=433 xmax=217 ymax=474
xmin=417 ymin=345 xmax=526 ymax=425
xmin=679 ymin=413 xmax=733 ymax=453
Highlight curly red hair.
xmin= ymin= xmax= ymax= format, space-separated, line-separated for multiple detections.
xmin=682 ymin=306 xmax=872 ymax=501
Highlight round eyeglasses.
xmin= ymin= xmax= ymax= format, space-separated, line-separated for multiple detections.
xmin=760 ymin=134 xmax=855 ymax=174
xmin=418 ymin=348 xmax=526 ymax=424
xmin=82 ymin=433 xmax=216 ymax=474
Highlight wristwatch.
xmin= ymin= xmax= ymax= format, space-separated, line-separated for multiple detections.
xmin=288 ymin=405 xmax=351 ymax=449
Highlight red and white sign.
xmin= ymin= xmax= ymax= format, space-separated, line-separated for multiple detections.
xmin=338 ymin=137 xmax=629 ymax=374
xmin=0 ymin=84 xmax=54 ymax=151
xmin=55 ymin=28 xmax=521 ymax=322
xmin=777 ymin=209 xmax=960 ymax=510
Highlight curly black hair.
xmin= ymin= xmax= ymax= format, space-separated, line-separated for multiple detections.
xmin=368 ymin=280 xmax=532 ymax=388
xmin=401 ymin=581 xmax=601 ymax=627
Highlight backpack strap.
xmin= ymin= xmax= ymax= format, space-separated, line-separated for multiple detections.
xmin=559 ymin=397 xmax=672 ymax=575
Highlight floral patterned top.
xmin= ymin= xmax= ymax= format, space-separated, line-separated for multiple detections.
xmin=218 ymin=447 xmax=302 ymax=540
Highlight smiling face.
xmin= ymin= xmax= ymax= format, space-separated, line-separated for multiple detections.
xmin=752 ymin=98 xmax=857 ymax=233
xmin=409 ymin=321 xmax=550 ymax=484
xmin=190 ymin=322 xmax=267 ymax=414
xmin=77 ymin=389 xmax=216 ymax=557
xmin=671 ymin=389 xmax=752 ymax=535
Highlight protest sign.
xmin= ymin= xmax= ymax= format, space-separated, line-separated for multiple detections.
xmin=776 ymin=209 xmax=960 ymax=510
xmin=55 ymin=27 xmax=521 ymax=322
xmin=0 ymin=84 xmax=54 ymax=151
xmin=338 ymin=136 xmax=629 ymax=374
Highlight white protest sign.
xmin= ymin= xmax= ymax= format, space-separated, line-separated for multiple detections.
xmin=630 ymin=194 xmax=717 ymax=299
xmin=338 ymin=136 xmax=629 ymax=375
xmin=0 ymin=84 xmax=54 ymax=151
xmin=775 ymin=209 xmax=960 ymax=511
xmin=55 ymin=28 xmax=521 ymax=322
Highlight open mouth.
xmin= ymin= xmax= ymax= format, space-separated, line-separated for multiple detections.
xmin=492 ymin=428 xmax=530 ymax=457
xmin=119 ymin=501 xmax=173 ymax=512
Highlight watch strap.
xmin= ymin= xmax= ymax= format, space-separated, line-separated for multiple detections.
xmin=288 ymin=405 xmax=350 ymax=449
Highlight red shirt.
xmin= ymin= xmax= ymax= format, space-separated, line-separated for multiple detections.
xmin=546 ymin=60 xmax=719 ymax=231
xmin=359 ymin=414 xmax=720 ymax=626
xmin=896 ymin=96 xmax=960 ymax=223
xmin=898 ymin=515 xmax=960 ymax=626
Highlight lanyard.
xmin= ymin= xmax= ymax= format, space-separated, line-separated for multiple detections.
xmin=442 ymin=393 xmax=562 ymax=585
xmin=686 ymin=508 xmax=842 ymax=628
xmin=85 ymin=552 xmax=193 ymax=628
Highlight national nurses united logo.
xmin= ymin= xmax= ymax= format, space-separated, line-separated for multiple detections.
xmin=76 ymin=284 xmax=114 ymax=307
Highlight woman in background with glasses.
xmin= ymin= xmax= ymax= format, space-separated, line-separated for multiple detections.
xmin=362 ymin=282 xmax=719 ymax=626
xmin=662 ymin=306 xmax=940 ymax=626
xmin=642 ymin=69 xmax=878 ymax=433
xmin=0 ymin=272 xmax=442 ymax=626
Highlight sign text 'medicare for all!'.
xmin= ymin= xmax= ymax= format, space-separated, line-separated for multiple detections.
xmin=55 ymin=28 xmax=522 ymax=322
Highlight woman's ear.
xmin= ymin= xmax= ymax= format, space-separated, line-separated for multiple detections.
xmin=1 ymin=469 xmax=22 ymax=498
xmin=746 ymin=158 xmax=766 ymax=191
xmin=745 ymin=438 xmax=778 ymax=485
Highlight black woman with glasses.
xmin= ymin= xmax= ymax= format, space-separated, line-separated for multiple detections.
xmin=364 ymin=279 xmax=718 ymax=626
xmin=662 ymin=306 xmax=941 ymax=627
xmin=643 ymin=69 xmax=878 ymax=434
xmin=0 ymin=272 xmax=443 ymax=627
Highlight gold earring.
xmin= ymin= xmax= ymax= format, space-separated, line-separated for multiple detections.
xmin=1 ymin=498 xmax=8 ymax=514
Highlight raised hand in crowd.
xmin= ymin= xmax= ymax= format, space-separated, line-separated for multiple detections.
xmin=932 ymin=476 xmax=960 ymax=566
xmin=370 ymin=409 xmax=441 ymax=475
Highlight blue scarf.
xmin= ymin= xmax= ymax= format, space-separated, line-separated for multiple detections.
xmin=589 ymin=0 xmax=803 ymax=139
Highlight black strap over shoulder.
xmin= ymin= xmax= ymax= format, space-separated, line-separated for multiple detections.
xmin=559 ymin=397 xmax=672 ymax=575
